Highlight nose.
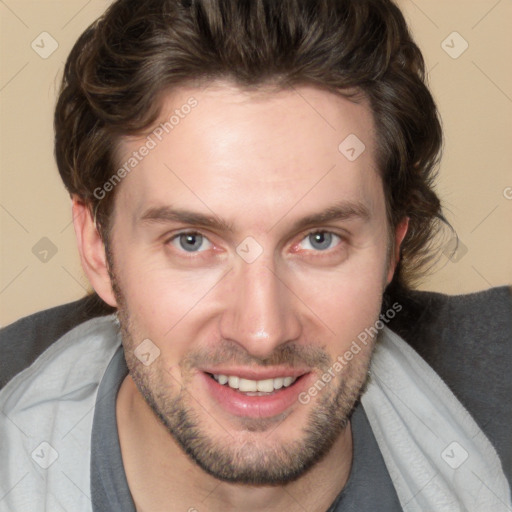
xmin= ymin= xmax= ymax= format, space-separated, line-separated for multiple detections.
xmin=219 ymin=258 xmax=302 ymax=359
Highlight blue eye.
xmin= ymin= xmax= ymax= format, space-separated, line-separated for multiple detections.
xmin=171 ymin=233 xmax=212 ymax=252
xmin=299 ymin=232 xmax=340 ymax=251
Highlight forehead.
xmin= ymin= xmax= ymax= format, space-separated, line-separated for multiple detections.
xmin=115 ymin=82 xmax=382 ymax=230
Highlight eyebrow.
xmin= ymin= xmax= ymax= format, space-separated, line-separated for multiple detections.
xmin=139 ymin=206 xmax=234 ymax=232
xmin=138 ymin=200 xmax=371 ymax=234
xmin=285 ymin=200 xmax=371 ymax=233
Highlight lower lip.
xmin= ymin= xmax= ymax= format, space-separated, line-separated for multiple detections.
xmin=201 ymin=372 xmax=311 ymax=419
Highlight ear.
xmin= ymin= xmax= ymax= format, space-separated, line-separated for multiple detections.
xmin=386 ymin=217 xmax=409 ymax=284
xmin=72 ymin=197 xmax=117 ymax=307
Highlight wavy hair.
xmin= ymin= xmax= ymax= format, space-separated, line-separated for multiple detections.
xmin=55 ymin=0 xmax=446 ymax=291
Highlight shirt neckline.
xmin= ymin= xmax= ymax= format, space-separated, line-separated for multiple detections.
xmin=90 ymin=348 xmax=401 ymax=511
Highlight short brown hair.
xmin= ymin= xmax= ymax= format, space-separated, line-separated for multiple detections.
xmin=54 ymin=0 xmax=446 ymax=290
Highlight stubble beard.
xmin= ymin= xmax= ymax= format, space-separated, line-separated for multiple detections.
xmin=111 ymin=270 xmax=375 ymax=486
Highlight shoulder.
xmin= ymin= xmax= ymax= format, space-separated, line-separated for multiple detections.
xmin=0 ymin=294 xmax=114 ymax=389
xmin=388 ymin=285 xmax=512 ymax=483
xmin=0 ymin=314 xmax=121 ymax=512
xmin=388 ymin=285 xmax=512 ymax=370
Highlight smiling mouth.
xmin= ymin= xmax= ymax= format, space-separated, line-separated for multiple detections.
xmin=206 ymin=373 xmax=304 ymax=395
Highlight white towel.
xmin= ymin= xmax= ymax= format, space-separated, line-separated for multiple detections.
xmin=362 ymin=327 xmax=512 ymax=511
xmin=1 ymin=319 xmax=510 ymax=511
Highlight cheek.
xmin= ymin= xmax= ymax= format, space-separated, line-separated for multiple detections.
xmin=289 ymin=248 xmax=388 ymax=353
xmin=315 ymin=278 xmax=383 ymax=345
xmin=114 ymin=251 xmax=226 ymax=348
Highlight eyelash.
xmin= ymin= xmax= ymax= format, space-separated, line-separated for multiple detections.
xmin=295 ymin=230 xmax=342 ymax=252
xmin=165 ymin=229 xmax=345 ymax=256
xmin=166 ymin=231 xmax=212 ymax=254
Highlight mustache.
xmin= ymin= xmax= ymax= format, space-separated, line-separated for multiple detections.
xmin=181 ymin=341 xmax=332 ymax=371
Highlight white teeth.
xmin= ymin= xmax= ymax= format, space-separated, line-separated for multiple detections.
xmin=212 ymin=374 xmax=297 ymax=392
xmin=256 ymin=379 xmax=275 ymax=393
xmin=273 ymin=377 xmax=284 ymax=390
xmin=217 ymin=375 xmax=228 ymax=385
xmin=283 ymin=376 xmax=295 ymax=387
xmin=228 ymin=376 xmax=239 ymax=389
xmin=238 ymin=378 xmax=257 ymax=392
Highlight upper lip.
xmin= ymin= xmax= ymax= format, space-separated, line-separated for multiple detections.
xmin=200 ymin=367 xmax=310 ymax=380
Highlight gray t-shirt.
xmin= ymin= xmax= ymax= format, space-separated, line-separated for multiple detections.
xmin=90 ymin=347 xmax=402 ymax=511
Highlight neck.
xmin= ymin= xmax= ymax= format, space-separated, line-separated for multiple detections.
xmin=117 ymin=375 xmax=353 ymax=512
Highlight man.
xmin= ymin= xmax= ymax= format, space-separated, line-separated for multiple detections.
xmin=0 ymin=0 xmax=510 ymax=511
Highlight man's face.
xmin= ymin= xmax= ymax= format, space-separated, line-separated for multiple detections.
xmin=108 ymin=82 xmax=396 ymax=484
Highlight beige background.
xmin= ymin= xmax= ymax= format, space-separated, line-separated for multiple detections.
xmin=1 ymin=0 xmax=511 ymax=327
